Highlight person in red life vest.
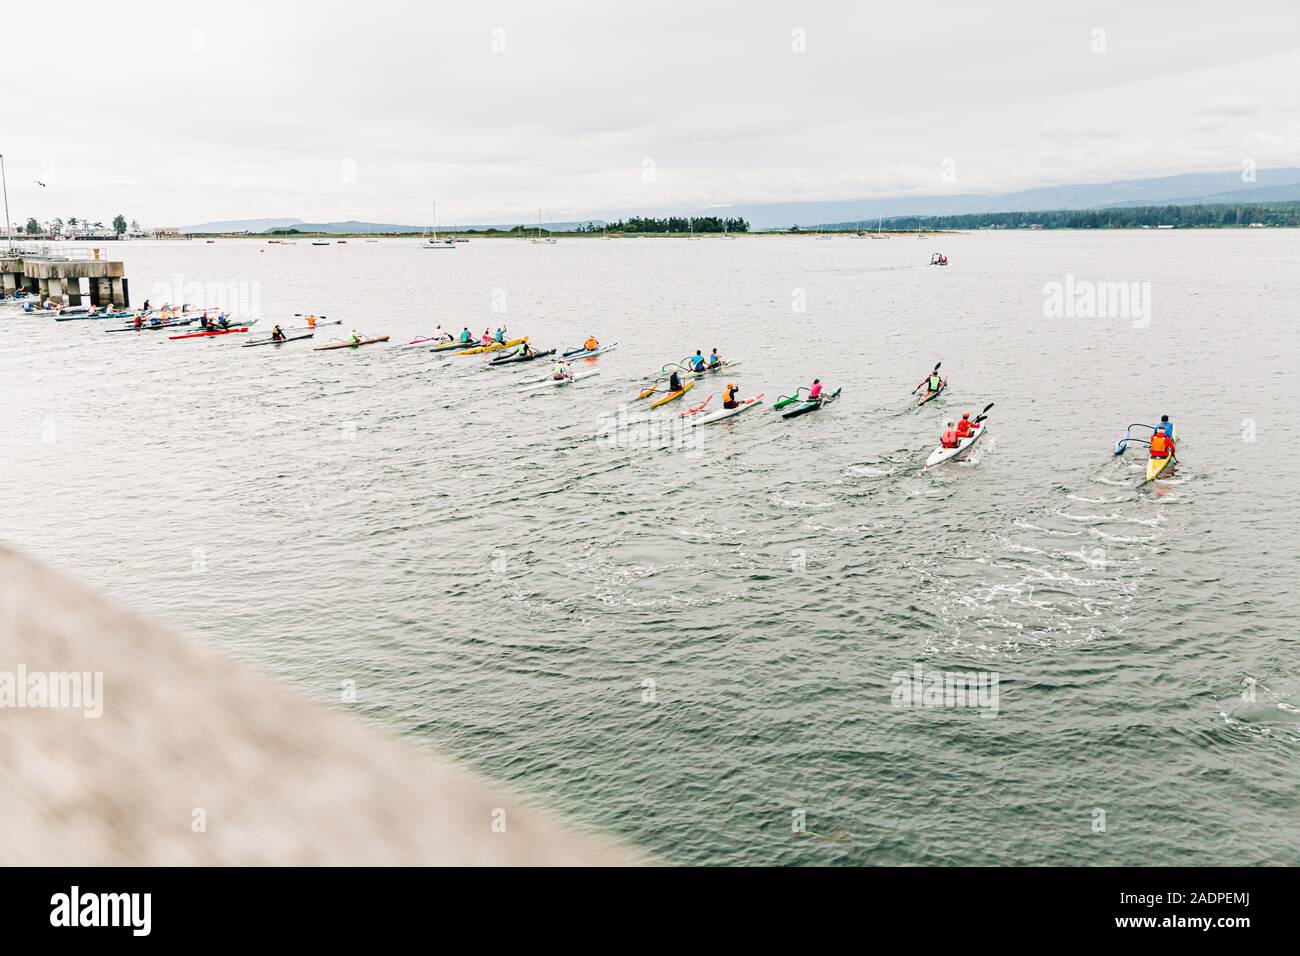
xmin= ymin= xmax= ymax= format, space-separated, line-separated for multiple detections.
xmin=939 ymin=419 xmax=961 ymax=448
xmin=955 ymin=411 xmax=980 ymax=439
xmin=1149 ymin=428 xmax=1175 ymax=461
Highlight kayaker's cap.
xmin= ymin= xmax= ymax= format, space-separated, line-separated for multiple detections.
xmin=961 ymin=411 xmax=971 ymax=419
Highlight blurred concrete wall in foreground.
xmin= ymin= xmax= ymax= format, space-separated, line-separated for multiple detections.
xmin=0 ymin=546 xmax=641 ymax=865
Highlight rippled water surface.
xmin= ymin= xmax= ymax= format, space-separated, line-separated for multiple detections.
xmin=3 ymin=231 xmax=1297 ymax=864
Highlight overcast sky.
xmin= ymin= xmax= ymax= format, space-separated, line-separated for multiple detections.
xmin=9 ymin=0 xmax=1299 ymax=227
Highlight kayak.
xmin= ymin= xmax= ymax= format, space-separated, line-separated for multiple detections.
xmin=243 ymin=332 xmax=314 ymax=347
xmin=169 ymin=326 xmax=251 ymax=340
xmin=454 ymin=337 xmax=525 ymax=355
xmin=519 ymin=369 xmax=601 ymax=393
xmin=917 ymin=379 xmax=947 ymax=406
xmin=562 ymin=342 xmax=619 ymax=359
xmin=491 ymin=347 xmax=557 ymax=365
xmin=691 ymin=394 xmax=765 ymax=425
xmin=648 ymin=379 xmax=695 ymax=409
xmin=105 ymin=320 xmax=195 ymax=333
xmin=55 ymin=309 xmax=141 ymax=322
xmin=430 ymin=338 xmax=480 ymax=352
xmin=923 ymin=424 xmax=986 ymax=469
xmin=1144 ymin=426 xmax=1178 ymax=483
xmin=781 ymin=387 xmax=841 ymax=419
xmin=314 ymin=336 xmax=390 ymax=350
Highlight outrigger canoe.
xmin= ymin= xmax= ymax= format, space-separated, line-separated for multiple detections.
xmin=780 ymin=387 xmax=841 ymax=419
xmin=519 ymin=369 xmax=601 ymax=393
xmin=454 ymin=337 xmax=526 ymax=355
xmin=490 ymin=347 xmax=556 ymax=365
xmin=1145 ymin=426 xmax=1178 ymax=483
xmin=648 ymin=379 xmax=695 ymax=409
xmin=314 ymin=336 xmax=390 ymax=350
xmin=689 ymin=393 xmax=765 ymax=425
xmin=562 ymin=342 xmax=619 ymax=359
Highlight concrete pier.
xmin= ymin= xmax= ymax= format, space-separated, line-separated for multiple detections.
xmin=0 ymin=545 xmax=641 ymax=865
xmin=1 ymin=245 xmax=130 ymax=307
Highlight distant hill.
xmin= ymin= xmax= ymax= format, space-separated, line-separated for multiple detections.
xmin=179 ymin=217 xmax=304 ymax=233
xmin=178 ymin=167 xmax=1300 ymax=234
xmin=732 ymin=168 xmax=1300 ymax=230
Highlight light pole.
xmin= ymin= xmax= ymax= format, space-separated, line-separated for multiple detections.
xmin=0 ymin=153 xmax=11 ymax=249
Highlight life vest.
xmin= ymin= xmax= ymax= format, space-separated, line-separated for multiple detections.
xmin=928 ymin=375 xmax=942 ymax=391
xmin=584 ymin=338 xmax=598 ymax=351
xmin=956 ymin=419 xmax=976 ymax=438
xmin=1150 ymin=433 xmax=1171 ymax=458
xmin=723 ymin=384 xmax=739 ymax=407
xmin=940 ymin=427 xmax=960 ymax=448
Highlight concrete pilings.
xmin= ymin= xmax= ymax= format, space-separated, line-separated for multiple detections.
xmin=1 ymin=251 xmax=129 ymax=307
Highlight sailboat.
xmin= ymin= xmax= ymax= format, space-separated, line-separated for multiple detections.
xmin=365 ymin=223 xmax=378 ymax=243
xmin=687 ymin=218 xmax=701 ymax=240
xmin=721 ymin=223 xmax=735 ymax=240
xmin=872 ymin=215 xmax=888 ymax=239
xmin=530 ymin=208 xmax=557 ymax=244
xmin=423 ymin=201 xmax=455 ymax=248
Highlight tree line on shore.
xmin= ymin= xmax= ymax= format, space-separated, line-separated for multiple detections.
xmin=821 ymin=202 xmax=1300 ymax=231
xmin=20 ymin=215 xmax=138 ymax=236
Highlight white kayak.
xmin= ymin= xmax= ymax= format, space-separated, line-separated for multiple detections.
xmin=562 ymin=342 xmax=619 ymax=359
xmin=691 ymin=394 xmax=765 ymax=425
xmin=923 ymin=425 xmax=986 ymax=469
xmin=519 ymin=369 xmax=601 ymax=393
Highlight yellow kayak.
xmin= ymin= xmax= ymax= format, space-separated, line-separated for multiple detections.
xmin=455 ymin=336 xmax=526 ymax=355
xmin=648 ymin=379 xmax=695 ymax=409
xmin=1145 ymin=425 xmax=1177 ymax=483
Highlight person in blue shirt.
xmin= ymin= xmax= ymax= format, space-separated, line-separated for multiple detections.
xmin=1154 ymin=415 xmax=1174 ymax=438
xmin=689 ymin=350 xmax=707 ymax=372
xmin=494 ymin=327 xmax=507 ymax=344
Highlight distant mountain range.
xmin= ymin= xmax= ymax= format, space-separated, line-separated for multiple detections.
xmin=178 ymin=167 xmax=1300 ymax=233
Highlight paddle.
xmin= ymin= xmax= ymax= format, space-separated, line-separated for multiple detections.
xmin=912 ymin=362 xmax=942 ymax=394
xmin=972 ymin=402 xmax=995 ymax=425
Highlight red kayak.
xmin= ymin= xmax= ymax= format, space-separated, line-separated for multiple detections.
xmin=168 ymin=326 xmax=250 ymax=340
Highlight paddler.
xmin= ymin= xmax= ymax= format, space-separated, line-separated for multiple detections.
xmin=494 ymin=327 xmax=507 ymax=344
xmin=271 ymin=325 xmax=286 ymax=342
xmin=305 ymin=314 xmax=318 ymax=328
xmin=722 ymin=383 xmax=741 ymax=409
xmin=807 ymin=379 xmax=824 ymax=401
xmin=955 ymin=411 xmax=980 ymax=439
xmin=667 ymin=369 xmax=684 ymax=394
xmin=458 ymin=327 xmax=472 ymax=343
xmin=1149 ymin=425 xmax=1175 ymax=462
xmin=349 ymin=329 xmax=363 ymax=344
xmin=133 ymin=314 xmax=143 ymax=330
xmin=513 ymin=340 xmax=533 ymax=359
xmin=916 ymin=368 xmax=943 ymax=395
xmin=551 ymin=359 xmax=572 ymax=381
xmin=434 ymin=325 xmax=452 ymax=342
xmin=480 ymin=329 xmax=493 ymax=345
xmin=688 ymin=351 xmax=708 ymax=373
xmin=216 ymin=313 xmax=230 ymax=329
xmin=939 ymin=419 xmax=961 ymax=448
xmin=142 ymin=299 xmax=151 ymax=311
xmin=707 ymin=348 xmax=724 ymax=369
xmin=583 ymin=335 xmax=599 ymax=352
xmin=1154 ymin=415 xmax=1174 ymax=439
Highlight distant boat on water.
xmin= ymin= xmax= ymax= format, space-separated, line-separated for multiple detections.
xmin=530 ymin=208 xmax=557 ymax=244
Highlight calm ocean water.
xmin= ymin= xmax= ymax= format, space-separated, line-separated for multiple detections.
xmin=2 ymin=231 xmax=1297 ymax=864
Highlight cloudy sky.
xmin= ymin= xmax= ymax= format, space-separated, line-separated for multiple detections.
xmin=9 ymin=0 xmax=1299 ymax=227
